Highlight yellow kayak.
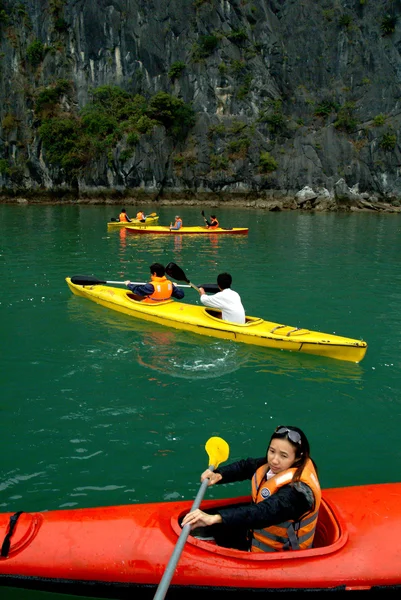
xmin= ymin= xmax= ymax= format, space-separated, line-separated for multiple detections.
xmin=124 ymin=225 xmax=248 ymax=235
xmin=107 ymin=215 xmax=159 ymax=229
xmin=66 ymin=279 xmax=367 ymax=363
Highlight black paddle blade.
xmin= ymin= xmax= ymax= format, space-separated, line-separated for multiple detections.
xmin=165 ymin=262 xmax=190 ymax=284
xmin=70 ymin=275 xmax=106 ymax=285
xmin=201 ymin=210 xmax=205 ymax=217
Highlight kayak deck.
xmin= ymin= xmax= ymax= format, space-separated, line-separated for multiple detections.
xmin=65 ymin=279 xmax=367 ymax=362
xmin=124 ymin=225 xmax=248 ymax=234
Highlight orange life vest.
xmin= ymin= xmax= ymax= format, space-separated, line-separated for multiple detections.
xmin=173 ymin=218 xmax=182 ymax=229
xmin=208 ymin=219 xmax=219 ymax=229
xmin=142 ymin=275 xmax=173 ymax=303
xmin=251 ymin=459 xmax=321 ymax=553
xmin=136 ymin=211 xmax=145 ymax=220
xmin=119 ymin=212 xmax=130 ymax=222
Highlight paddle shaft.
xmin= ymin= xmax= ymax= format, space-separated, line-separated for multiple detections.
xmin=70 ymin=275 xmax=219 ymax=292
xmin=88 ymin=280 xmax=195 ymax=289
xmin=153 ymin=467 xmax=215 ymax=600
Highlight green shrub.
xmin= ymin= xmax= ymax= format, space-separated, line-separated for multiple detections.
xmin=373 ymin=114 xmax=386 ymax=126
xmin=173 ymin=154 xmax=185 ymax=166
xmin=210 ymin=154 xmax=228 ymax=170
xmin=322 ymin=9 xmax=334 ymax=21
xmin=81 ymin=111 xmax=118 ymax=137
xmin=35 ymin=88 xmax=60 ymax=114
xmin=230 ymin=121 xmax=247 ymax=135
xmin=0 ymin=8 xmax=9 ymax=24
xmin=119 ymin=149 xmax=133 ymax=163
xmin=227 ymin=137 xmax=250 ymax=154
xmin=264 ymin=112 xmax=285 ymax=133
xmin=379 ymin=132 xmax=397 ymax=151
xmin=1 ymin=114 xmax=17 ymax=132
xmin=339 ymin=14 xmax=352 ymax=28
xmin=193 ymin=34 xmax=219 ymax=60
xmin=135 ymin=115 xmax=156 ymax=134
xmin=89 ymin=85 xmax=130 ymax=113
xmin=38 ymin=117 xmax=85 ymax=170
xmin=54 ymin=17 xmax=68 ymax=33
xmin=230 ymin=59 xmax=246 ymax=75
xmin=168 ymin=61 xmax=186 ymax=80
xmin=35 ymin=80 xmax=72 ymax=116
xmin=259 ymin=99 xmax=286 ymax=133
xmin=237 ymin=74 xmax=253 ymax=100
xmin=226 ymin=29 xmax=248 ymax=44
xmin=199 ymin=34 xmax=219 ymax=55
xmin=27 ymin=40 xmax=45 ymax=67
xmin=381 ymin=14 xmax=397 ymax=35
xmin=334 ymin=102 xmax=357 ymax=133
xmin=37 ymin=86 xmax=195 ymax=171
xmin=314 ymin=99 xmax=339 ymax=117
xmin=147 ymin=91 xmax=195 ymax=136
xmin=259 ymin=151 xmax=277 ymax=173
xmin=126 ymin=132 xmax=139 ymax=146
xmin=0 ymin=158 xmax=10 ymax=175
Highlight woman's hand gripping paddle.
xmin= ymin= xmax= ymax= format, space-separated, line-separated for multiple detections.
xmin=152 ymin=437 xmax=229 ymax=600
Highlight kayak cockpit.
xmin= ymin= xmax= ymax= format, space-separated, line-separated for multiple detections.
xmin=126 ymin=293 xmax=174 ymax=306
xmin=174 ymin=496 xmax=347 ymax=560
xmin=204 ymin=309 xmax=264 ymax=326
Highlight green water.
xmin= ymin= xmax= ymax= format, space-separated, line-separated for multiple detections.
xmin=1 ymin=204 xmax=401 ymax=598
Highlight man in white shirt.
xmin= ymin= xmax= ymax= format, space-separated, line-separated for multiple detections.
xmin=198 ymin=273 xmax=246 ymax=324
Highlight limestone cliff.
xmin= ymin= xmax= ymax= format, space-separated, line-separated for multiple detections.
xmin=1 ymin=0 xmax=401 ymax=209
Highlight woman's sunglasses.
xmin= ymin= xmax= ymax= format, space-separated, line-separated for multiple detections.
xmin=275 ymin=426 xmax=302 ymax=445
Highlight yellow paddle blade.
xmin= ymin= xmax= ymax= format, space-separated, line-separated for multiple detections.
xmin=205 ymin=436 xmax=229 ymax=469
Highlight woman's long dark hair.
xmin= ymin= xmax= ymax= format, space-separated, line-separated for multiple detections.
xmin=269 ymin=425 xmax=318 ymax=483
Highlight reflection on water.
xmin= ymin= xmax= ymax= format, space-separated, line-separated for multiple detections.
xmin=67 ymin=296 xmax=363 ymax=384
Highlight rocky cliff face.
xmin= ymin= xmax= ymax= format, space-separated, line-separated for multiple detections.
xmin=1 ymin=0 xmax=401 ymax=209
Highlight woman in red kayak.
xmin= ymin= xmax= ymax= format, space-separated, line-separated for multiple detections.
xmin=182 ymin=425 xmax=321 ymax=552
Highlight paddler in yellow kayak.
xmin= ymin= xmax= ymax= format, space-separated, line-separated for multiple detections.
xmin=125 ymin=263 xmax=185 ymax=303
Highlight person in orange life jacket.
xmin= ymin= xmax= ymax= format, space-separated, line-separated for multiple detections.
xmin=118 ymin=208 xmax=132 ymax=222
xmin=204 ymin=214 xmax=219 ymax=229
xmin=169 ymin=215 xmax=182 ymax=230
xmin=136 ymin=210 xmax=146 ymax=222
xmin=124 ymin=262 xmax=185 ymax=302
xmin=182 ymin=426 xmax=320 ymax=552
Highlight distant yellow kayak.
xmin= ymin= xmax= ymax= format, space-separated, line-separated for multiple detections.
xmin=107 ymin=215 xmax=159 ymax=229
xmin=124 ymin=225 xmax=248 ymax=235
xmin=66 ymin=278 xmax=367 ymax=363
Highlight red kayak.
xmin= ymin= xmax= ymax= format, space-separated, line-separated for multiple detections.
xmin=0 ymin=483 xmax=400 ymax=596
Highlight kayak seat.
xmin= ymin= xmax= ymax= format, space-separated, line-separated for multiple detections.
xmin=313 ymin=498 xmax=341 ymax=548
xmin=204 ymin=309 xmax=264 ymax=326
